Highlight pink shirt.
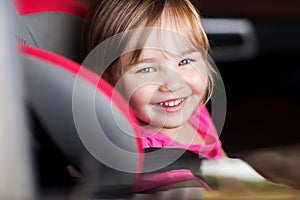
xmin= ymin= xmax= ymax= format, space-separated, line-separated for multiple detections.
xmin=133 ymin=105 xmax=223 ymax=192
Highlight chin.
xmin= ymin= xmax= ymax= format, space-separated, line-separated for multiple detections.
xmin=158 ymin=120 xmax=184 ymax=129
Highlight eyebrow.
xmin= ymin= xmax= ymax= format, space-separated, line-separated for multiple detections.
xmin=127 ymin=57 xmax=158 ymax=67
xmin=127 ymin=49 xmax=199 ymax=67
xmin=180 ymin=49 xmax=199 ymax=55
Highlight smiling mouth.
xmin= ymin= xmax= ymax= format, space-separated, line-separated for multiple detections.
xmin=157 ymin=98 xmax=185 ymax=107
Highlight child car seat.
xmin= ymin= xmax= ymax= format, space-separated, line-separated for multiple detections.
xmin=18 ymin=44 xmax=144 ymax=199
xmin=13 ymin=0 xmax=217 ymax=198
xmin=13 ymin=0 xmax=143 ymax=198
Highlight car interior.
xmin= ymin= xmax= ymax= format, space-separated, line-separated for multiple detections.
xmin=1 ymin=0 xmax=300 ymax=199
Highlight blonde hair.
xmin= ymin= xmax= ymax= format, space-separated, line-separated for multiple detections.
xmin=84 ymin=0 xmax=215 ymax=103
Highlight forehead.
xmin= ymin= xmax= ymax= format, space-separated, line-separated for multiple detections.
xmin=120 ymin=30 xmax=201 ymax=68
xmin=114 ymin=7 xmax=206 ymax=67
xmin=123 ymin=31 xmax=199 ymax=60
xmin=144 ymin=31 xmax=196 ymax=55
xmin=123 ymin=8 xmax=203 ymax=55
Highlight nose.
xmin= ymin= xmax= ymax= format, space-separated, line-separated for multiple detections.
xmin=158 ymin=69 xmax=186 ymax=92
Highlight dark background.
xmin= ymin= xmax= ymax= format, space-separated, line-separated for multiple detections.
xmin=192 ymin=0 xmax=300 ymax=155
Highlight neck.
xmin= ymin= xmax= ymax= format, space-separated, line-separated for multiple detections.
xmin=143 ymin=122 xmax=203 ymax=145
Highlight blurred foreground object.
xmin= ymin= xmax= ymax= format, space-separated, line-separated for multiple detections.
xmin=242 ymin=145 xmax=300 ymax=190
xmin=0 ymin=0 xmax=35 ymax=199
xmin=202 ymin=158 xmax=264 ymax=182
xmin=202 ymin=158 xmax=300 ymax=200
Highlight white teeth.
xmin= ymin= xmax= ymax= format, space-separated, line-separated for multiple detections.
xmin=158 ymin=98 xmax=184 ymax=107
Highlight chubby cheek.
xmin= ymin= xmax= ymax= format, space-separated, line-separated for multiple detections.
xmin=191 ymin=76 xmax=207 ymax=96
xmin=114 ymin=78 xmax=152 ymax=123
xmin=129 ymin=90 xmax=148 ymax=110
xmin=127 ymin=86 xmax=155 ymax=122
xmin=185 ymin=68 xmax=208 ymax=98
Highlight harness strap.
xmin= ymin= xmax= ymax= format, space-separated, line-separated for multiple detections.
xmin=143 ymin=148 xmax=204 ymax=179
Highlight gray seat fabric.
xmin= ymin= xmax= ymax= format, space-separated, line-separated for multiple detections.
xmin=21 ymin=13 xmax=85 ymax=63
xmin=12 ymin=0 xmax=86 ymax=63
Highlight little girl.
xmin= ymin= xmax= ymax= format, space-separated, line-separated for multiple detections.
xmin=84 ymin=0 xmax=225 ymax=193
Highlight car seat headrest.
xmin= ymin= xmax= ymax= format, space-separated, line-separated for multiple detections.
xmin=13 ymin=0 xmax=87 ymax=63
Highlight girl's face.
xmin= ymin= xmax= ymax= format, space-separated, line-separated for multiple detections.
xmin=110 ymin=13 xmax=210 ymax=130
xmin=115 ymin=49 xmax=208 ymax=129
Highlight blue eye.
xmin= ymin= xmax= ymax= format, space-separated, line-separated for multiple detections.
xmin=137 ymin=67 xmax=154 ymax=73
xmin=178 ymin=59 xmax=192 ymax=66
